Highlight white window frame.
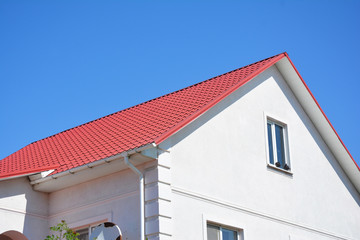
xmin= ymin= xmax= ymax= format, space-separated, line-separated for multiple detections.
xmin=202 ymin=214 xmax=243 ymax=240
xmin=207 ymin=223 xmax=240 ymax=240
xmin=68 ymin=213 xmax=111 ymax=240
xmin=74 ymin=223 xmax=100 ymax=240
xmin=264 ymin=114 xmax=291 ymax=173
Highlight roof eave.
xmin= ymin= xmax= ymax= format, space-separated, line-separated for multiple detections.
xmin=0 ymin=165 xmax=59 ymax=182
xmin=30 ymin=142 xmax=157 ymax=192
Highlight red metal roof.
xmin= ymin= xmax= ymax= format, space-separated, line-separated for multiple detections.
xmin=6 ymin=52 xmax=347 ymax=180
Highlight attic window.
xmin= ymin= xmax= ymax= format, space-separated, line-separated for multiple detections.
xmin=266 ymin=119 xmax=290 ymax=171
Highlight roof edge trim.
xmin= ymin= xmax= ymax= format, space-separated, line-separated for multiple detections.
xmin=154 ymin=53 xmax=287 ymax=144
xmin=282 ymin=53 xmax=359 ymax=171
xmin=0 ymin=165 xmax=59 ymax=181
xmin=30 ymin=142 xmax=157 ymax=185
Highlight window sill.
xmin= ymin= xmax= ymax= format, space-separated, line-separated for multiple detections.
xmin=267 ymin=164 xmax=293 ymax=175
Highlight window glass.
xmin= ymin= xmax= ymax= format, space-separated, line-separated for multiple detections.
xmin=267 ymin=123 xmax=274 ymax=164
xmin=76 ymin=228 xmax=89 ymax=240
xmin=207 ymin=224 xmax=238 ymax=240
xmin=207 ymin=225 xmax=220 ymax=240
xmin=222 ymin=228 xmax=237 ymax=240
xmin=275 ymin=124 xmax=285 ymax=168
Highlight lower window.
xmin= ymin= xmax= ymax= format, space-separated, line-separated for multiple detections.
xmin=207 ymin=224 xmax=238 ymax=240
xmin=75 ymin=224 xmax=98 ymax=240
xmin=76 ymin=228 xmax=89 ymax=240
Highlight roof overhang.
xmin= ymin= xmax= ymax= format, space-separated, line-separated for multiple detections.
xmin=0 ymin=165 xmax=59 ymax=182
xmin=29 ymin=143 xmax=157 ymax=192
xmin=276 ymin=54 xmax=360 ymax=193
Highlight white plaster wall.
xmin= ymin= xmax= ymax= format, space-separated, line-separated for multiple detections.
xmin=163 ymin=66 xmax=360 ymax=239
xmin=172 ymin=191 xmax=342 ymax=240
xmin=48 ymin=165 xmax=152 ymax=240
xmin=145 ymin=154 xmax=173 ymax=240
xmin=0 ymin=177 xmax=48 ymax=240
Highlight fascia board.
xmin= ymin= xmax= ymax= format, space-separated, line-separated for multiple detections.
xmin=0 ymin=173 xmax=38 ymax=181
xmin=31 ymin=143 xmax=157 ymax=192
xmin=276 ymin=56 xmax=360 ymax=193
xmin=0 ymin=165 xmax=59 ymax=182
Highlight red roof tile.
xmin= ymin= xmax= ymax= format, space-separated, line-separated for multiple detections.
xmin=0 ymin=53 xmax=286 ymax=179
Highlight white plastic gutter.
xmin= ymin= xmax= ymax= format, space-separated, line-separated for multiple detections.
xmin=30 ymin=143 xmax=156 ymax=185
xmin=122 ymin=152 xmax=145 ymax=240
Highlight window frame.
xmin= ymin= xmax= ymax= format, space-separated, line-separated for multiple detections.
xmin=206 ymin=223 xmax=239 ymax=240
xmin=73 ymin=224 xmax=99 ymax=240
xmin=265 ymin=115 xmax=292 ymax=173
xmin=202 ymin=214 xmax=243 ymax=240
xmin=68 ymin=213 xmax=111 ymax=240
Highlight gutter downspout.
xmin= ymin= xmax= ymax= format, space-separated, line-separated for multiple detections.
xmin=122 ymin=152 xmax=145 ymax=240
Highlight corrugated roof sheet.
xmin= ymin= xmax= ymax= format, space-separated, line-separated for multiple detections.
xmin=0 ymin=53 xmax=286 ymax=179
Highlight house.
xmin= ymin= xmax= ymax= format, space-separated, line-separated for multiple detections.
xmin=0 ymin=52 xmax=359 ymax=240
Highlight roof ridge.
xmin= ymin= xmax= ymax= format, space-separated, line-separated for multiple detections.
xmin=28 ymin=52 xmax=285 ymax=147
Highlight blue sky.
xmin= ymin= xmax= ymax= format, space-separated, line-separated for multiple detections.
xmin=1 ymin=1 xmax=359 ymax=167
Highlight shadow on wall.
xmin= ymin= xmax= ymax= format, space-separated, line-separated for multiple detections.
xmin=23 ymin=184 xmax=49 ymax=240
xmin=0 ymin=177 xmax=49 ymax=240
xmin=275 ymin=71 xmax=360 ymax=208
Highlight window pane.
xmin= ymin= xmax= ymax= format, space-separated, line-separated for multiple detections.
xmin=275 ymin=124 xmax=285 ymax=168
xmin=76 ymin=228 xmax=89 ymax=240
xmin=207 ymin=225 xmax=220 ymax=240
xmin=267 ymin=123 xmax=274 ymax=164
xmin=222 ymin=228 xmax=237 ymax=240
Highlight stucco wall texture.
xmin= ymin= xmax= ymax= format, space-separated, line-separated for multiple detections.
xmin=166 ymin=66 xmax=360 ymax=239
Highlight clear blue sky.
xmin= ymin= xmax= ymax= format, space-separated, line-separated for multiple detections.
xmin=1 ymin=1 xmax=359 ymax=167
